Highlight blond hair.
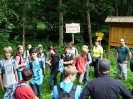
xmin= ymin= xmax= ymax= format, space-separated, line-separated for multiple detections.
xmin=17 ymin=45 xmax=23 ymax=50
xmin=64 ymin=65 xmax=77 ymax=78
xmin=82 ymin=45 xmax=88 ymax=50
xmin=3 ymin=46 xmax=13 ymax=54
xmin=81 ymin=47 xmax=88 ymax=55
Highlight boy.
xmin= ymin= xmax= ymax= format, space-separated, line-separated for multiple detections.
xmin=82 ymin=45 xmax=92 ymax=84
xmin=23 ymin=43 xmax=32 ymax=63
xmin=60 ymin=45 xmax=73 ymax=81
xmin=72 ymin=47 xmax=88 ymax=85
xmin=26 ymin=48 xmax=45 ymax=99
xmin=37 ymin=45 xmax=45 ymax=62
xmin=14 ymin=68 xmax=39 ymax=99
xmin=0 ymin=46 xmax=18 ymax=91
xmin=53 ymin=65 xmax=82 ymax=99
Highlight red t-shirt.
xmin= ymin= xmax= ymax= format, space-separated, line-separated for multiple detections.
xmin=14 ymin=81 xmax=36 ymax=99
xmin=72 ymin=55 xmax=87 ymax=74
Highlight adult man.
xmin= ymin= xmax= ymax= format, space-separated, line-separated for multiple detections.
xmin=79 ymin=59 xmax=132 ymax=99
xmin=116 ymin=38 xmax=131 ymax=81
xmin=23 ymin=44 xmax=32 ymax=62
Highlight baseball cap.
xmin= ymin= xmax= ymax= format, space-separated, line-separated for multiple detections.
xmin=99 ymin=59 xmax=110 ymax=72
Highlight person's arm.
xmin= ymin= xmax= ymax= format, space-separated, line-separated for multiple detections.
xmin=88 ymin=53 xmax=92 ymax=65
xmin=99 ymin=46 xmax=103 ymax=60
xmin=120 ymin=83 xmax=132 ymax=99
xmin=15 ymin=56 xmax=26 ymax=68
xmin=0 ymin=74 xmax=4 ymax=91
xmin=14 ymin=70 xmax=18 ymax=83
xmin=33 ymin=96 xmax=39 ymax=99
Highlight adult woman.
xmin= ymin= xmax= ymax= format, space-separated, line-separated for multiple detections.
xmin=47 ymin=46 xmax=59 ymax=95
xmin=92 ymin=39 xmax=103 ymax=78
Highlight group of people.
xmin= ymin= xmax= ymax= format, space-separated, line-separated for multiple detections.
xmin=0 ymin=38 xmax=133 ymax=99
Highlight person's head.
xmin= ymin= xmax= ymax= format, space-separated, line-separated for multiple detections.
xmin=38 ymin=46 xmax=43 ymax=53
xmin=63 ymin=65 xmax=77 ymax=82
xmin=29 ymin=47 xmax=37 ymax=60
xmin=120 ymin=38 xmax=125 ymax=46
xmin=82 ymin=45 xmax=89 ymax=50
xmin=3 ymin=46 xmax=13 ymax=59
xmin=27 ymin=44 xmax=32 ymax=50
xmin=48 ymin=46 xmax=57 ymax=54
xmin=99 ymin=59 xmax=110 ymax=74
xmin=17 ymin=45 xmax=24 ymax=55
xmin=64 ymin=45 xmax=70 ymax=54
xmin=95 ymin=39 xmax=100 ymax=46
xmin=81 ymin=47 xmax=88 ymax=56
xmin=22 ymin=68 xmax=33 ymax=81
xmin=69 ymin=42 xmax=75 ymax=48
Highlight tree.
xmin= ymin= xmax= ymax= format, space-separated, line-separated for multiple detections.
xmin=59 ymin=0 xmax=63 ymax=46
xmin=86 ymin=0 xmax=92 ymax=50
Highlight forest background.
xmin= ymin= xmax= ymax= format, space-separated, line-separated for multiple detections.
xmin=0 ymin=0 xmax=133 ymax=99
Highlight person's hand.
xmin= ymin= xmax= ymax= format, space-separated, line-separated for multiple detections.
xmin=123 ymin=60 xmax=128 ymax=64
xmin=1 ymin=85 xmax=5 ymax=91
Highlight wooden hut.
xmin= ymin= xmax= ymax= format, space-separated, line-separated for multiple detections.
xmin=105 ymin=16 xmax=133 ymax=59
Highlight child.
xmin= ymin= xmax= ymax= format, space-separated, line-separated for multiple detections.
xmin=60 ymin=45 xmax=73 ymax=81
xmin=14 ymin=45 xmax=26 ymax=81
xmin=47 ymin=46 xmax=59 ymax=95
xmin=23 ymin=43 xmax=32 ymax=63
xmin=82 ymin=45 xmax=92 ymax=84
xmin=53 ymin=65 xmax=82 ymax=99
xmin=14 ymin=68 xmax=39 ymax=99
xmin=26 ymin=48 xmax=45 ymax=99
xmin=72 ymin=47 xmax=88 ymax=85
xmin=0 ymin=46 xmax=18 ymax=91
xmin=37 ymin=45 xmax=45 ymax=62
xmin=69 ymin=42 xmax=78 ymax=57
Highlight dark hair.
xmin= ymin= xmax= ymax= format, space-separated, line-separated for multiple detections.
xmin=29 ymin=47 xmax=37 ymax=55
xmin=48 ymin=46 xmax=57 ymax=53
xmin=69 ymin=42 xmax=75 ymax=46
xmin=22 ymin=68 xmax=33 ymax=81
xmin=64 ymin=45 xmax=70 ymax=50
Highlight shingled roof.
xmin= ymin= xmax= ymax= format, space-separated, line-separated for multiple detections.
xmin=105 ymin=16 xmax=133 ymax=23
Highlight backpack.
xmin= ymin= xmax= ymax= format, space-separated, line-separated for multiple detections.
xmin=3 ymin=82 xmax=28 ymax=99
xmin=130 ymin=54 xmax=133 ymax=72
xmin=57 ymin=84 xmax=77 ymax=99
xmin=29 ymin=59 xmax=44 ymax=75
xmin=57 ymin=59 xmax=64 ymax=73
xmin=0 ymin=58 xmax=15 ymax=75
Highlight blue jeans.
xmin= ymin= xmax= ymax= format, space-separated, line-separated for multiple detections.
xmin=83 ymin=64 xmax=90 ymax=83
xmin=17 ymin=69 xmax=23 ymax=81
xmin=30 ymin=84 xmax=42 ymax=99
xmin=48 ymin=74 xmax=57 ymax=91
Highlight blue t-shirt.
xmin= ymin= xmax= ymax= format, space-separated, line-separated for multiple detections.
xmin=117 ymin=45 xmax=130 ymax=63
xmin=26 ymin=59 xmax=45 ymax=85
xmin=53 ymin=82 xmax=82 ymax=99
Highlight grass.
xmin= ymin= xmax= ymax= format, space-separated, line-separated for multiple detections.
xmin=0 ymin=44 xmax=133 ymax=99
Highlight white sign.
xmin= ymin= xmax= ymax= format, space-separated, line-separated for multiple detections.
xmin=66 ymin=23 xmax=80 ymax=33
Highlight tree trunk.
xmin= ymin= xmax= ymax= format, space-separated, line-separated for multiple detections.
xmin=120 ymin=0 xmax=123 ymax=16
xmin=114 ymin=0 xmax=118 ymax=16
xmin=127 ymin=0 xmax=131 ymax=15
xmin=59 ymin=0 xmax=63 ymax=46
xmin=86 ymin=0 xmax=92 ymax=51
xmin=22 ymin=0 xmax=26 ymax=50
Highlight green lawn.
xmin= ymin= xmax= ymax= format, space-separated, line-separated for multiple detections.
xmin=0 ymin=48 xmax=133 ymax=99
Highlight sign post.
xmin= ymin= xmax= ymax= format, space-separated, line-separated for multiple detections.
xmin=66 ymin=23 xmax=80 ymax=43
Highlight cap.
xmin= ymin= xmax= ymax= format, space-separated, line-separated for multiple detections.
xmin=99 ymin=59 xmax=110 ymax=72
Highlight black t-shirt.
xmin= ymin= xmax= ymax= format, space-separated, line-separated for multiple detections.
xmin=61 ymin=53 xmax=73 ymax=66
